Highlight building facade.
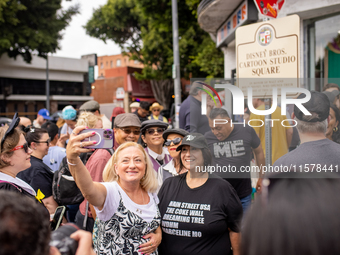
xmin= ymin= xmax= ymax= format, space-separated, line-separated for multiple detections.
xmin=0 ymin=54 xmax=92 ymax=119
xmin=198 ymin=0 xmax=340 ymax=91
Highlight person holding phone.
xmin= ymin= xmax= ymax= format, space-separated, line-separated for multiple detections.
xmin=18 ymin=127 xmax=59 ymax=215
xmin=67 ymin=127 xmax=162 ymax=255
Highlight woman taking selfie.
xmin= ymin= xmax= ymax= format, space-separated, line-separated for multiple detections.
xmin=158 ymin=133 xmax=243 ymax=255
xmin=158 ymin=128 xmax=189 ymax=184
xmin=0 ymin=114 xmax=36 ymax=200
xmin=66 ymin=126 xmax=162 ymax=255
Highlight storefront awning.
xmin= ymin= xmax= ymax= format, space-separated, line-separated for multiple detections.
xmin=127 ymin=74 xmax=155 ymax=97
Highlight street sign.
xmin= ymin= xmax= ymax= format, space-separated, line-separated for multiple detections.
xmin=88 ymin=66 xmax=95 ymax=84
xmin=236 ymin=15 xmax=300 ymax=98
xmin=254 ymin=0 xmax=284 ymax=18
xmin=116 ymin=87 xmax=125 ymax=100
xmin=172 ymin=64 xmax=176 ymax=79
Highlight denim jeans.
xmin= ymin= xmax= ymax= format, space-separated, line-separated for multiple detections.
xmin=240 ymin=194 xmax=252 ymax=214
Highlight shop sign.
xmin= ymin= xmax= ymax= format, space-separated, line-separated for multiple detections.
xmin=116 ymin=87 xmax=125 ymax=99
xmin=216 ymin=0 xmax=258 ymax=48
xmin=236 ymin=15 xmax=300 ymax=97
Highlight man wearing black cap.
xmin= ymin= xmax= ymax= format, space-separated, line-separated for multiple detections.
xmin=273 ymin=91 xmax=340 ymax=170
xmin=75 ymin=113 xmax=141 ymax=231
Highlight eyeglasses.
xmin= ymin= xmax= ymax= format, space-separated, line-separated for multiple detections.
xmin=146 ymin=128 xmax=165 ymax=135
xmin=119 ymin=128 xmax=140 ymax=135
xmin=152 ymin=109 xmax=160 ymax=112
xmin=10 ymin=143 xmax=29 ymax=153
xmin=164 ymin=137 xmax=182 ymax=146
xmin=33 ymin=138 xmax=51 ymax=146
xmin=0 ymin=113 xmax=20 ymax=150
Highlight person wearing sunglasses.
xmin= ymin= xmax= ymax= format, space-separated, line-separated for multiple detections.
xmin=148 ymin=102 xmax=168 ymax=123
xmin=157 ymin=128 xmax=189 ymax=186
xmin=0 ymin=113 xmax=37 ymax=202
xmin=17 ymin=128 xmax=59 ymax=215
xmin=140 ymin=120 xmax=172 ymax=186
xmin=158 ymin=133 xmax=242 ymax=255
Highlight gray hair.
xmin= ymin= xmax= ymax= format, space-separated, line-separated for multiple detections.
xmin=295 ymin=116 xmax=327 ymax=134
xmin=189 ymin=81 xmax=204 ymax=96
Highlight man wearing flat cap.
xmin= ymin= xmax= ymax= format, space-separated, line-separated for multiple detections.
xmin=79 ymin=100 xmax=112 ymax=129
xmin=273 ymin=91 xmax=340 ymax=171
xmin=75 ymin=113 xmax=141 ymax=231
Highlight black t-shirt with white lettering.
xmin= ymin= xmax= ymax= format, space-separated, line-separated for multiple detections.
xmin=204 ymin=124 xmax=261 ymax=199
xmin=158 ymin=173 xmax=242 ymax=255
xmin=17 ymin=156 xmax=54 ymax=201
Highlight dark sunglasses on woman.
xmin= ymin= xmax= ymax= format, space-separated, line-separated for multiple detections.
xmin=10 ymin=142 xmax=29 ymax=153
xmin=146 ymin=128 xmax=165 ymax=135
xmin=164 ymin=137 xmax=182 ymax=146
xmin=34 ymin=138 xmax=51 ymax=146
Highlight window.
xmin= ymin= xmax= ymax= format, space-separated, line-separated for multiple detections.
xmin=308 ymin=14 xmax=340 ymax=91
xmin=100 ymin=62 xmax=103 ymax=69
xmin=106 ymin=61 xmax=108 ymax=67
xmin=110 ymin=61 xmax=113 ymax=68
xmin=116 ymin=59 xmax=121 ymax=67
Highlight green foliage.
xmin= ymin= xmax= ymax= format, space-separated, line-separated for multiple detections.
xmin=85 ymin=0 xmax=224 ymax=79
xmin=0 ymin=0 xmax=79 ymax=63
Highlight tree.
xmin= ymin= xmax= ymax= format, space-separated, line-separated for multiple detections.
xmin=85 ymin=0 xmax=224 ymax=108
xmin=0 ymin=0 xmax=79 ymax=63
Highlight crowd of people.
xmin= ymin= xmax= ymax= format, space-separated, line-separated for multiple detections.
xmin=0 ymin=84 xmax=340 ymax=255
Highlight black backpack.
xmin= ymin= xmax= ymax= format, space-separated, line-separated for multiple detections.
xmin=52 ymin=149 xmax=113 ymax=205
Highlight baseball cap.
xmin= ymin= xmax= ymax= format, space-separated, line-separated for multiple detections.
xmin=38 ymin=108 xmax=51 ymax=120
xmin=140 ymin=119 xmax=169 ymax=134
xmin=294 ymin=91 xmax=330 ymax=122
xmin=323 ymin=90 xmax=340 ymax=104
xmin=59 ymin=105 xmax=77 ymax=120
xmin=176 ymin=133 xmax=209 ymax=151
xmin=79 ymin=100 xmax=100 ymax=112
xmin=41 ymin=121 xmax=59 ymax=140
xmin=114 ymin=113 xmax=141 ymax=128
xmin=163 ymin=128 xmax=189 ymax=140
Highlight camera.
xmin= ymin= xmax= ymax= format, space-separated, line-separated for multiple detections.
xmin=50 ymin=223 xmax=79 ymax=255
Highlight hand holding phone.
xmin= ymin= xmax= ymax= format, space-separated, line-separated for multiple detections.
xmin=50 ymin=206 xmax=66 ymax=231
xmin=79 ymin=129 xmax=113 ymax=149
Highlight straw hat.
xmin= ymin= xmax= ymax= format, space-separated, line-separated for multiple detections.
xmin=149 ymin=102 xmax=164 ymax=111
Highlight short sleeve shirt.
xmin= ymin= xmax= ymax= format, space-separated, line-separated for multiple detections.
xmin=205 ymin=124 xmax=260 ymax=198
xmin=158 ymin=173 xmax=242 ymax=255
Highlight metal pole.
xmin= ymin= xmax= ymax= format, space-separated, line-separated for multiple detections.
xmin=172 ymin=0 xmax=181 ymax=128
xmin=264 ymin=98 xmax=272 ymax=166
xmin=46 ymin=56 xmax=50 ymax=112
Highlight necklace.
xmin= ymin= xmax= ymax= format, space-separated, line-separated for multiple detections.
xmin=136 ymin=189 xmax=145 ymax=214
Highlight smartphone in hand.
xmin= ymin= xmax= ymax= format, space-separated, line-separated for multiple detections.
xmin=50 ymin=206 xmax=66 ymax=231
xmin=79 ymin=129 xmax=114 ymax=149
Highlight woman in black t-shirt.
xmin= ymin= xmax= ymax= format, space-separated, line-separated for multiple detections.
xmin=17 ymin=127 xmax=59 ymax=215
xmin=158 ymin=133 xmax=243 ymax=255
xmin=0 ymin=114 xmax=38 ymax=202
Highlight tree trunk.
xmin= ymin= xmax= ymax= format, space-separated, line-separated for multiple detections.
xmin=150 ymin=79 xmax=174 ymax=109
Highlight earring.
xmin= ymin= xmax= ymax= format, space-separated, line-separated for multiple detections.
xmin=333 ymin=127 xmax=338 ymax=132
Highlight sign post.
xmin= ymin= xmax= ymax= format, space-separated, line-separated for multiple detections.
xmin=236 ymin=14 xmax=299 ymax=166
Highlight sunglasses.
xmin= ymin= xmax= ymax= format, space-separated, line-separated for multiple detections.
xmin=146 ymin=128 xmax=165 ymax=135
xmin=152 ymin=109 xmax=160 ymax=112
xmin=164 ymin=137 xmax=182 ymax=146
xmin=10 ymin=143 xmax=29 ymax=153
xmin=119 ymin=128 xmax=140 ymax=135
xmin=0 ymin=113 xmax=20 ymax=150
xmin=34 ymin=138 xmax=51 ymax=146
